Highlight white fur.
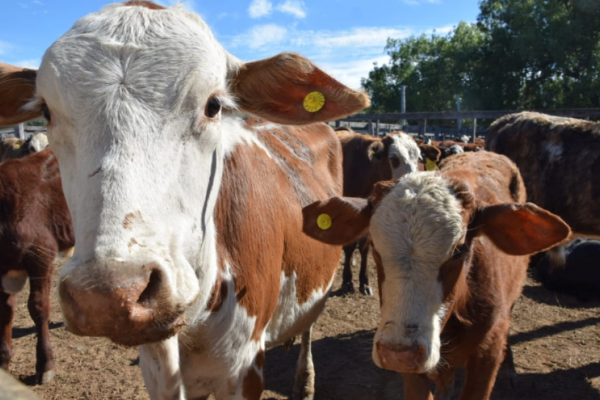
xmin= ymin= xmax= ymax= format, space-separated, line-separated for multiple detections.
xmin=28 ymin=132 xmax=48 ymax=152
xmin=369 ymin=172 xmax=464 ymax=373
xmin=388 ymin=133 xmax=421 ymax=178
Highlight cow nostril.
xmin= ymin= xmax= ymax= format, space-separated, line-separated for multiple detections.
xmin=137 ymin=269 xmax=162 ymax=305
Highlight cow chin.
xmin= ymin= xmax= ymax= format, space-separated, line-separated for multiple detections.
xmin=372 ymin=329 xmax=441 ymax=374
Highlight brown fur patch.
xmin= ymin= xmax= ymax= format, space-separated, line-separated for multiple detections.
xmin=123 ymin=1 xmax=165 ymax=10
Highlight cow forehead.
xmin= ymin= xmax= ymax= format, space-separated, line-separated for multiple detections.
xmin=371 ymin=173 xmax=464 ymax=269
xmin=389 ymin=134 xmax=419 ymax=160
xmin=37 ymin=3 xmax=230 ymax=119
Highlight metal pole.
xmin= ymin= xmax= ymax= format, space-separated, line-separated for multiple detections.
xmin=14 ymin=123 xmax=25 ymax=139
xmin=472 ymin=118 xmax=477 ymax=143
xmin=457 ymin=94 xmax=462 ymax=131
xmin=376 ymin=120 xmax=380 ymax=136
xmin=401 ymin=85 xmax=407 ymax=127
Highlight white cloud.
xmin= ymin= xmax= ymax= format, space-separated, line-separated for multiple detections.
xmin=231 ymin=24 xmax=287 ymax=49
xmin=14 ymin=58 xmax=41 ymax=69
xmin=249 ymin=0 xmax=273 ymax=18
xmin=276 ymin=1 xmax=306 ymax=19
xmin=32 ymin=0 xmax=44 ymax=5
xmin=424 ymin=24 xmax=454 ymax=36
xmin=293 ymin=27 xmax=412 ymax=48
xmin=318 ymin=55 xmax=391 ymax=89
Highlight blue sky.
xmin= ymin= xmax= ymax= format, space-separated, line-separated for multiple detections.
xmin=1 ymin=0 xmax=480 ymax=88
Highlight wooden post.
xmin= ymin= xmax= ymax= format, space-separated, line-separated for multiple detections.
xmin=376 ymin=120 xmax=380 ymax=136
xmin=14 ymin=124 xmax=25 ymax=139
xmin=457 ymin=94 xmax=462 ymax=130
xmin=335 ymin=120 xmax=341 ymax=129
xmin=472 ymin=118 xmax=477 ymax=143
xmin=367 ymin=122 xmax=374 ymax=136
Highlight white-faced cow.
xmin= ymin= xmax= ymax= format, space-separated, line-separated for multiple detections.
xmin=486 ymin=111 xmax=600 ymax=268
xmin=303 ymin=151 xmax=569 ymax=400
xmin=335 ymin=126 xmax=440 ymax=295
xmin=0 ymin=132 xmax=49 ymax=161
xmin=0 ymin=2 xmax=369 ymax=399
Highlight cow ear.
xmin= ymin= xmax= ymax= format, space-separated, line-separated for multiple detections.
xmin=302 ymin=197 xmax=372 ymax=245
xmin=230 ymin=53 xmax=370 ymax=125
xmin=367 ymin=141 xmax=384 ymax=161
xmin=0 ymin=62 xmax=40 ymax=126
xmin=419 ymin=144 xmax=441 ymax=163
xmin=472 ymin=203 xmax=571 ymax=255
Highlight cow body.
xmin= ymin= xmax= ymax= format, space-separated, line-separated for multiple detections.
xmin=0 ymin=2 xmax=368 ymax=399
xmin=0 ymin=149 xmax=74 ymax=384
xmin=335 ymin=127 xmax=424 ymax=295
xmin=303 ymin=151 xmax=569 ymax=400
xmin=486 ymin=112 xmax=600 ymax=266
xmin=536 ymin=238 xmax=600 ymax=302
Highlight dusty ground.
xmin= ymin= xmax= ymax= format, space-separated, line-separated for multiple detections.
xmin=8 ymin=252 xmax=600 ymax=400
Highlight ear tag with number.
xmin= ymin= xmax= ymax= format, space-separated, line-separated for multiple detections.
xmin=303 ymin=91 xmax=326 ymax=113
xmin=425 ymin=158 xmax=438 ymax=171
xmin=317 ymin=213 xmax=332 ymax=230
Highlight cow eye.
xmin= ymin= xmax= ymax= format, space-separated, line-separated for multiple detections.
xmin=205 ymin=97 xmax=221 ymax=118
xmin=41 ymin=103 xmax=51 ymax=122
xmin=452 ymin=244 xmax=468 ymax=259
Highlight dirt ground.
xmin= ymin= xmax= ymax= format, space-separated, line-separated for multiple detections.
xmin=8 ymin=252 xmax=600 ymax=400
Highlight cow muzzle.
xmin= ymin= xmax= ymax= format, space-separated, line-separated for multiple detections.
xmin=58 ymin=258 xmax=185 ymax=346
xmin=375 ymin=340 xmax=429 ymax=373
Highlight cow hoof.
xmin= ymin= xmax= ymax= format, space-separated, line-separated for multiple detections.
xmin=359 ymin=286 xmax=373 ymax=296
xmin=341 ymin=282 xmax=355 ymax=294
xmin=37 ymin=369 xmax=55 ymax=384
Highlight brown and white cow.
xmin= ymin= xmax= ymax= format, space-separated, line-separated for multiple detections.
xmin=0 ymin=2 xmax=368 ymax=399
xmin=486 ymin=111 xmax=600 ymax=268
xmin=335 ymin=127 xmax=440 ymax=295
xmin=302 ymin=151 xmax=569 ymax=400
xmin=0 ymin=148 xmax=74 ymax=384
xmin=0 ymin=132 xmax=49 ymax=161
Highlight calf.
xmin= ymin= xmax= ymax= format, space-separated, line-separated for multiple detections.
xmin=303 ymin=151 xmax=569 ymax=400
xmin=335 ymin=127 xmax=440 ymax=295
xmin=0 ymin=2 xmax=367 ymax=399
xmin=536 ymin=238 xmax=600 ymax=302
xmin=486 ymin=111 xmax=600 ymax=268
xmin=0 ymin=132 xmax=49 ymax=161
xmin=0 ymin=149 xmax=74 ymax=384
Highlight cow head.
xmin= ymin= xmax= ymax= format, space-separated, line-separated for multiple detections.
xmin=0 ymin=2 xmax=368 ymax=346
xmin=302 ymin=173 xmax=570 ymax=374
xmin=368 ymin=132 xmax=438 ymax=179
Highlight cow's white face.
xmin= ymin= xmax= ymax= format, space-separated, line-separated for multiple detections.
xmin=22 ymin=3 xmax=368 ymax=346
xmin=369 ymin=173 xmax=464 ymax=373
xmin=388 ymin=133 xmax=420 ymax=179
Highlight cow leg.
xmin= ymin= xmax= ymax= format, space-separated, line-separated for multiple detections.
xmin=139 ymin=336 xmax=185 ymax=400
xmin=292 ymin=327 xmax=315 ymax=400
xmin=341 ymin=243 xmax=356 ymax=293
xmin=27 ymin=263 xmax=55 ymax=384
xmin=458 ymin=339 xmax=505 ymax=400
xmin=357 ymin=237 xmax=373 ymax=296
xmin=497 ymin=342 xmax=517 ymax=389
xmin=0 ymin=291 xmax=15 ymax=371
xmin=402 ymin=373 xmax=433 ymax=400
xmin=431 ymin=366 xmax=457 ymax=400
xmin=215 ymin=349 xmax=265 ymax=400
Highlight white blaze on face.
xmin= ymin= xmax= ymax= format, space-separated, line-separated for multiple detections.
xmin=370 ymin=172 xmax=464 ymax=373
xmin=388 ymin=133 xmax=421 ymax=179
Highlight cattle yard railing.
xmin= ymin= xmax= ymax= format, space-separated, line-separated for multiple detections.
xmin=332 ymin=108 xmax=600 ymax=141
xmin=0 ymin=124 xmax=47 ymax=140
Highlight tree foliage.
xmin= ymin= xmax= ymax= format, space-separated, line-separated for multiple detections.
xmin=362 ymin=0 xmax=600 ymax=112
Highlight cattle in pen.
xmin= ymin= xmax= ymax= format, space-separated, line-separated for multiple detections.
xmin=303 ymin=151 xmax=569 ymax=400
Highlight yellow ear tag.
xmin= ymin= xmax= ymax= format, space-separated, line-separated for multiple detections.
xmin=303 ymin=91 xmax=326 ymax=113
xmin=13 ymin=144 xmax=20 ymax=149
xmin=425 ymin=158 xmax=438 ymax=171
xmin=317 ymin=213 xmax=332 ymax=230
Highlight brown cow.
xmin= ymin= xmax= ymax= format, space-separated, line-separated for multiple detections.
xmin=486 ymin=111 xmax=600 ymax=267
xmin=0 ymin=148 xmax=74 ymax=384
xmin=335 ymin=127 xmax=440 ymax=295
xmin=302 ymin=151 xmax=569 ymax=400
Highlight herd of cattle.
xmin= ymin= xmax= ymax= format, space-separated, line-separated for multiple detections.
xmin=0 ymin=2 xmax=598 ymax=400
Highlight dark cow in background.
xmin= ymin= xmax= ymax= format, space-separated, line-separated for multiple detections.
xmin=303 ymin=151 xmax=569 ymax=400
xmin=0 ymin=132 xmax=49 ymax=161
xmin=335 ymin=127 xmax=440 ymax=294
xmin=487 ymin=111 xmax=600 ymax=269
xmin=536 ymin=238 xmax=600 ymax=302
xmin=0 ymin=149 xmax=74 ymax=384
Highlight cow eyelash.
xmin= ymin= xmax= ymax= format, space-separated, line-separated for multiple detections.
xmin=452 ymin=244 xmax=468 ymax=258
xmin=41 ymin=104 xmax=51 ymax=122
